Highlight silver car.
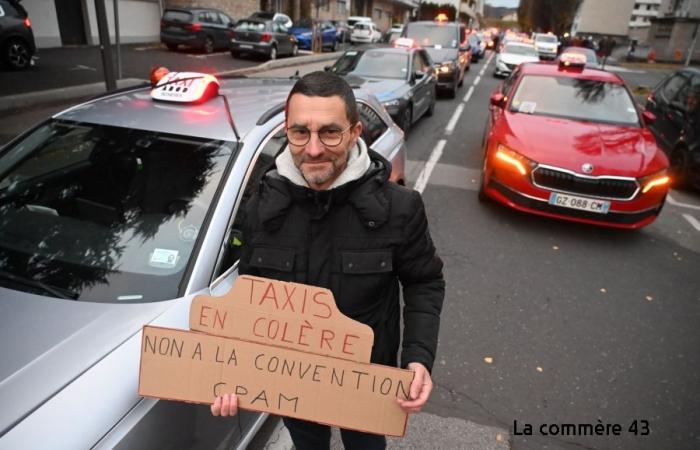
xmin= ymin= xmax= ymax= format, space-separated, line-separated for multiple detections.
xmin=0 ymin=74 xmax=406 ymax=449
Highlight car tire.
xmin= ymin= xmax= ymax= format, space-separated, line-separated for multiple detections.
xmin=669 ymin=147 xmax=690 ymax=188
xmin=426 ymin=88 xmax=436 ymax=117
xmin=4 ymin=39 xmax=31 ymax=70
xmin=166 ymin=43 xmax=179 ymax=51
xmin=400 ymin=105 xmax=412 ymax=133
xmin=203 ymin=37 xmax=214 ymax=54
xmin=269 ymin=45 xmax=278 ymax=60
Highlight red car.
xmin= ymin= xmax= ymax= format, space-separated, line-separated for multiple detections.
xmin=479 ymin=54 xmax=670 ymax=229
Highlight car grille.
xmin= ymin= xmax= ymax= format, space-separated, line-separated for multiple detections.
xmin=532 ymin=167 xmax=638 ymax=199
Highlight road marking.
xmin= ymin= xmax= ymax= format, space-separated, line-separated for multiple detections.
xmin=408 ymin=160 xmax=481 ymax=191
xmin=682 ymin=213 xmax=700 ymax=231
xmin=473 ymin=75 xmax=481 ymax=86
xmin=463 ymin=85 xmax=475 ymax=103
xmin=445 ymin=104 xmax=465 ymax=135
xmin=414 ymin=140 xmax=446 ymax=194
xmin=667 ymin=193 xmax=700 ymax=211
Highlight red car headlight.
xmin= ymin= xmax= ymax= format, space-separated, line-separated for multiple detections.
xmin=640 ymin=170 xmax=670 ymax=194
xmin=494 ymin=144 xmax=536 ymax=176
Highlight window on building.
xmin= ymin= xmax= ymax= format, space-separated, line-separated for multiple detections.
xmin=374 ymin=8 xmax=382 ymax=19
xmin=338 ymin=0 xmax=346 ymax=14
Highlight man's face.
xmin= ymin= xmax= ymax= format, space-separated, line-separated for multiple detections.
xmin=286 ymin=94 xmax=362 ymax=190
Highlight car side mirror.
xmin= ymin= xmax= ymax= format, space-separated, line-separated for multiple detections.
xmin=490 ymin=92 xmax=506 ymax=108
xmin=642 ymin=110 xmax=656 ymax=124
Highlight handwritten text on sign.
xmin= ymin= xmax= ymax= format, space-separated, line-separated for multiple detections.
xmin=190 ymin=276 xmax=374 ymax=362
xmin=139 ymin=326 xmax=414 ymax=436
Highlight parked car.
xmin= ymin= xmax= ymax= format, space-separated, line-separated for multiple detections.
xmin=645 ymin=67 xmax=700 ymax=189
xmin=0 ymin=0 xmax=36 ymax=69
xmin=0 ymin=69 xmax=407 ymax=449
xmin=402 ymin=18 xmax=471 ymax=98
xmin=347 ymin=15 xmax=372 ymax=29
xmin=350 ymin=21 xmax=382 ymax=44
xmin=480 ymin=55 xmax=669 ymax=229
xmin=556 ymin=46 xmax=601 ymax=69
xmin=329 ymin=46 xmax=437 ymax=132
xmin=289 ymin=18 xmax=337 ymax=51
xmin=230 ymin=18 xmax=298 ymax=60
xmin=384 ymin=23 xmax=403 ymax=44
xmin=330 ymin=19 xmax=350 ymax=43
xmin=160 ymin=7 xmax=235 ymax=53
xmin=493 ymin=42 xmax=539 ymax=77
xmin=248 ymin=11 xmax=293 ymax=29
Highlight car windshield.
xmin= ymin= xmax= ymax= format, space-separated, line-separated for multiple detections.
xmin=504 ymin=44 xmax=538 ymax=56
xmin=510 ymin=75 xmax=640 ymax=125
xmin=536 ymin=35 xmax=557 ymax=43
xmin=405 ymin=24 xmax=458 ymax=48
xmin=162 ymin=10 xmax=193 ymax=22
xmin=344 ymin=51 xmax=409 ymax=79
xmin=0 ymin=120 xmax=236 ymax=303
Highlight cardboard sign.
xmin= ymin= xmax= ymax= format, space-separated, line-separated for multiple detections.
xmin=138 ymin=276 xmax=415 ymax=436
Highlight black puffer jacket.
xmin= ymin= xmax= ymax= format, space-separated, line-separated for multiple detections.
xmin=239 ymin=150 xmax=445 ymax=371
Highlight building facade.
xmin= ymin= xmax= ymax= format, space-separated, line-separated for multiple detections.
xmin=571 ymin=0 xmax=637 ymax=39
xmin=629 ymin=0 xmax=662 ymax=41
xmin=648 ymin=0 xmax=700 ymax=62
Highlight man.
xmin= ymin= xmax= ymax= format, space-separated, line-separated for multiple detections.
xmin=211 ymin=71 xmax=445 ymax=449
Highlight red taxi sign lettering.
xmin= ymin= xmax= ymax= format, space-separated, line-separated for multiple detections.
xmin=151 ymin=71 xmax=220 ymax=103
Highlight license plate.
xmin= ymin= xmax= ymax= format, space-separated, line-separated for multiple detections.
xmin=239 ymin=44 xmax=253 ymax=49
xmin=548 ymin=193 xmax=610 ymax=214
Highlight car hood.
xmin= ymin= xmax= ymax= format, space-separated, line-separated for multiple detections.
xmin=501 ymin=113 xmax=664 ymax=176
xmin=0 ymin=288 xmax=175 ymax=436
xmin=343 ymin=75 xmax=407 ymax=101
xmin=424 ymin=47 xmax=459 ymax=64
xmin=499 ymin=53 xmax=540 ymax=65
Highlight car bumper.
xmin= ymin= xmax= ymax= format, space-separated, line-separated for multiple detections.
xmin=482 ymin=160 xmax=667 ymax=229
xmin=160 ymin=32 xmax=203 ymax=47
xmin=436 ymin=71 xmax=458 ymax=90
xmin=537 ymin=50 xmax=557 ymax=59
xmin=351 ymin=35 xmax=373 ymax=43
xmin=493 ymin=64 xmax=513 ymax=77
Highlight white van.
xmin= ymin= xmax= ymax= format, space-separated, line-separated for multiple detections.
xmin=347 ymin=16 xmax=372 ymax=28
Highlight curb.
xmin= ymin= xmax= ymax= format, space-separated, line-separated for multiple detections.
xmin=0 ymin=52 xmax=343 ymax=115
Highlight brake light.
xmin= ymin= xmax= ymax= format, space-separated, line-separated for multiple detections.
xmin=559 ymin=52 xmax=587 ymax=69
xmin=24 ymin=17 xmax=32 ymax=28
xmin=187 ymin=23 xmax=202 ymax=32
xmin=261 ymin=32 xmax=272 ymax=42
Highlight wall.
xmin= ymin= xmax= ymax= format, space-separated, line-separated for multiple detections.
xmin=85 ymin=0 xmax=161 ymax=45
xmin=572 ymin=0 xmax=636 ymax=37
xmin=164 ymin=0 xmax=259 ymax=21
xmin=21 ymin=0 xmax=61 ymax=48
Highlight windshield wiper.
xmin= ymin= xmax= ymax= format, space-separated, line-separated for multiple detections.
xmin=0 ymin=270 xmax=79 ymax=300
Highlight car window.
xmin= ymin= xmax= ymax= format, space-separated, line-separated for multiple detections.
xmin=162 ymin=10 xmax=192 ymax=22
xmin=0 ymin=120 xmax=236 ymax=302
xmin=236 ymin=20 xmax=266 ymax=32
xmin=412 ymin=52 xmax=423 ymax=75
xmin=0 ymin=1 xmax=19 ymax=17
xmin=417 ymin=50 xmax=431 ymax=70
xmin=217 ymin=128 xmax=287 ymax=275
xmin=219 ymin=13 xmax=232 ymax=25
xmin=510 ymin=75 xmax=640 ymax=126
xmin=358 ymin=103 xmax=388 ymax=146
xmin=208 ymin=11 xmax=222 ymax=24
xmin=675 ymin=74 xmax=700 ymax=112
xmin=660 ymin=73 xmax=689 ymax=103
xmin=272 ymin=22 xmax=283 ymax=33
xmin=501 ymin=69 xmax=519 ymax=95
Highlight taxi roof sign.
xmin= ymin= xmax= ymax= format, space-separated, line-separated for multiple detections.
xmin=151 ymin=71 xmax=220 ymax=103
xmin=558 ymin=52 xmax=587 ymax=69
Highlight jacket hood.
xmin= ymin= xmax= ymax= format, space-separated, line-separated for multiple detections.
xmin=257 ymin=149 xmax=392 ymax=232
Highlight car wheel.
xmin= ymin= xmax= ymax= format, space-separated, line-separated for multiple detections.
xmin=400 ymin=105 xmax=412 ymax=133
xmin=669 ymin=147 xmax=690 ymax=188
xmin=203 ymin=37 xmax=214 ymax=54
xmin=4 ymin=39 xmax=31 ymax=70
xmin=426 ymin=88 xmax=436 ymax=117
xmin=166 ymin=43 xmax=178 ymax=51
xmin=269 ymin=45 xmax=277 ymax=60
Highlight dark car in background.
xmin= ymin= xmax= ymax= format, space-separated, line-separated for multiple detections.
xmin=289 ymin=18 xmax=337 ymax=51
xmin=402 ymin=18 xmax=471 ymax=98
xmin=329 ymin=47 xmax=437 ymax=132
xmin=645 ymin=68 xmax=700 ymax=189
xmin=230 ymin=18 xmax=298 ymax=60
xmin=466 ymin=32 xmax=483 ymax=61
xmin=160 ymin=7 xmax=235 ymax=53
xmin=0 ymin=0 xmax=36 ymax=69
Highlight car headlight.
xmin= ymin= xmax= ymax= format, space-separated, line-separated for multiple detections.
xmin=494 ymin=144 xmax=537 ymax=175
xmin=439 ymin=61 xmax=456 ymax=73
xmin=382 ymin=99 xmax=400 ymax=108
xmin=640 ymin=170 xmax=670 ymax=194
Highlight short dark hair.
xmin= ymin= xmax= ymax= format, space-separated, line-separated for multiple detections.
xmin=285 ymin=71 xmax=359 ymax=125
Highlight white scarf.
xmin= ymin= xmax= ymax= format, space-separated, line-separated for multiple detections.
xmin=275 ymin=138 xmax=371 ymax=190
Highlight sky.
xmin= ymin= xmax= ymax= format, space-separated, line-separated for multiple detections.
xmin=484 ymin=0 xmax=520 ymax=7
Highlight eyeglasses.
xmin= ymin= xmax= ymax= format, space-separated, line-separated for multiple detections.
xmin=286 ymin=124 xmax=354 ymax=147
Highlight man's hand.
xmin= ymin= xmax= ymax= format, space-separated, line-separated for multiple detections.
xmin=211 ymin=393 xmax=238 ymax=417
xmin=397 ymin=362 xmax=432 ymax=414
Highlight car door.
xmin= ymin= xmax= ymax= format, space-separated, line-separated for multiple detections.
xmin=647 ymin=73 xmax=690 ymax=151
xmin=410 ymin=50 xmax=430 ymax=117
xmin=273 ymin=21 xmax=292 ymax=54
xmin=322 ymin=21 xmax=335 ymax=47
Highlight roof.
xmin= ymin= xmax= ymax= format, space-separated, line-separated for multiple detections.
xmin=518 ymin=62 xmax=625 ymax=83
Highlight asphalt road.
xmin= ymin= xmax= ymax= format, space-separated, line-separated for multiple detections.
xmin=1 ymin=50 xmax=699 ymax=450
